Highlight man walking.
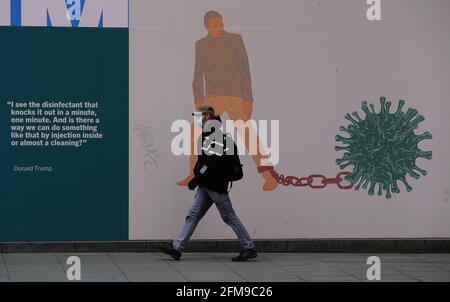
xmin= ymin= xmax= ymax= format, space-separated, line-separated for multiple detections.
xmin=163 ymin=105 xmax=257 ymax=262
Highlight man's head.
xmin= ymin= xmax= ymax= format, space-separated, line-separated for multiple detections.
xmin=204 ymin=11 xmax=224 ymax=38
xmin=193 ymin=105 xmax=215 ymax=126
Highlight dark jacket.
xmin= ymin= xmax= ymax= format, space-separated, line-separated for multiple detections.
xmin=193 ymin=116 xmax=233 ymax=193
xmin=193 ymin=32 xmax=253 ymax=104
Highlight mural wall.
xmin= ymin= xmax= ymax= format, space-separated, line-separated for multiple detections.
xmin=129 ymin=0 xmax=450 ymax=240
xmin=1 ymin=0 xmax=449 ymax=241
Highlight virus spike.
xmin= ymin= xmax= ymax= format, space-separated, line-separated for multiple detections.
xmin=342 ymin=153 xmax=363 ymax=162
xmin=369 ymin=103 xmax=377 ymax=114
xmin=339 ymin=126 xmax=352 ymax=134
xmin=335 ymin=146 xmax=350 ymax=152
xmin=406 ymin=115 xmax=425 ymax=131
xmin=361 ymin=101 xmax=371 ymax=117
xmin=335 ymin=135 xmax=354 ymax=145
xmin=339 ymin=164 xmax=352 ymax=170
xmin=385 ymin=172 xmax=400 ymax=193
xmin=354 ymin=175 xmax=365 ymax=191
xmin=352 ymin=111 xmax=363 ymax=122
xmin=377 ymin=182 xmax=383 ymax=196
xmin=405 ymin=166 xmax=421 ymax=179
xmin=348 ymin=168 xmax=363 ymax=183
xmin=362 ymin=177 xmax=370 ymax=190
xmin=368 ymin=181 xmax=376 ymax=196
xmin=412 ymin=164 xmax=427 ymax=176
xmin=395 ymin=99 xmax=405 ymax=115
xmin=401 ymin=108 xmax=419 ymax=127
xmin=385 ymin=100 xmax=392 ymax=114
xmin=335 ymin=158 xmax=347 ymax=166
xmin=381 ymin=100 xmax=392 ymax=124
xmin=380 ymin=97 xmax=387 ymax=115
xmin=391 ymin=177 xmax=400 ymax=193
xmin=385 ymin=185 xmax=392 ymax=199
xmin=413 ymin=131 xmax=432 ymax=143
xmin=418 ymin=150 xmax=432 ymax=160
xmin=345 ymin=113 xmax=359 ymax=126
xmin=353 ymin=177 xmax=365 ymax=191
xmin=347 ymin=125 xmax=366 ymax=138
xmin=399 ymin=176 xmax=413 ymax=192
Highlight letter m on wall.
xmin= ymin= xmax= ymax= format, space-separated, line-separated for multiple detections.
xmin=20 ymin=0 xmax=128 ymax=28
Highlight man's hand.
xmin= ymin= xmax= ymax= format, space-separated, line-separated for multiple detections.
xmin=187 ymin=177 xmax=198 ymax=191
xmin=242 ymin=99 xmax=253 ymax=121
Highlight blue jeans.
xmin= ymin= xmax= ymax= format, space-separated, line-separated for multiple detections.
xmin=173 ymin=186 xmax=255 ymax=252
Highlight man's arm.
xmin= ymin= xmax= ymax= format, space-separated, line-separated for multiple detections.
xmin=236 ymin=35 xmax=253 ymax=102
xmin=192 ymin=41 xmax=205 ymax=105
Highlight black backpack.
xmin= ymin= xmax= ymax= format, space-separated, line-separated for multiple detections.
xmin=224 ymin=133 xmax=243 ymax=182
xmin=228 ymin=154 xmax=243 ymax=182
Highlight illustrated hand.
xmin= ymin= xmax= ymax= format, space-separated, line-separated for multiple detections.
xmin=242 ymin=99 xmax=253 ymax=121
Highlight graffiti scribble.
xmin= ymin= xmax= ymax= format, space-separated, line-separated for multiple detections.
xmin=134 ymin=124 xmax=159 ymax=173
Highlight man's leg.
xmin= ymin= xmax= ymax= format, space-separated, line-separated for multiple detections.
xmin=172 ymin=186 xmax=213 ymax=252
xmin=206 ymin=188 xmax=255 ymax=251
xmin=225 ymin=96 xmax=278 ymax=191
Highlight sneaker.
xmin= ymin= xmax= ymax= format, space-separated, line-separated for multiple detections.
xmin=231 ymin=248 xmax=258 ymax=262
xmin=161 ymin=243 xmax=182 ymax=260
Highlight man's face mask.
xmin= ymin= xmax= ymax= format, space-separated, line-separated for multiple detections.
xmin=193 ymin=112 xmax=203 ymax=127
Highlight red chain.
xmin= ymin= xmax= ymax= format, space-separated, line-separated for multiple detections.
xmin=267 ymin=168 xmax=354 ymax=190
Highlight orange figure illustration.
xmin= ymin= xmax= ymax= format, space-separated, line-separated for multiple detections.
xmin=177 ymin=11 xmax=278 ymax=191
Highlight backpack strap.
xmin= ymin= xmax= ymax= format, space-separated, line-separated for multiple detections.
xmin=227 ymin=181 xmax=233 ymax=193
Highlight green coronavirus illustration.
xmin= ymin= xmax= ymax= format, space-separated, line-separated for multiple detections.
xmin=335 ymin=97 xmax=432 ymax=198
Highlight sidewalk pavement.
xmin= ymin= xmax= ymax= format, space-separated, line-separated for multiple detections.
xmin=1 ymin=253 xmax=449 ymax=282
